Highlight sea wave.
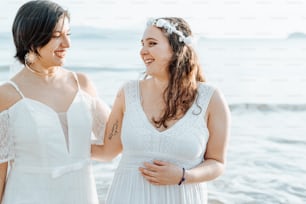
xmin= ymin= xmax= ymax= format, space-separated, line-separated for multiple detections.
xmin=229 ymin=103 xmax=306 ymax=112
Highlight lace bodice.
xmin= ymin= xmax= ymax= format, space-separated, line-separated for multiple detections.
xmin=120 ymin=80 xmax=215 ymax=169
xmin=106 ymin=80 xmax=215 ymax=204
xmin=0 ymin=75 xmax=109 ymax=164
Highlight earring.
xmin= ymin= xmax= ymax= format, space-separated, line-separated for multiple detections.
xmin=25 ymin=52 xmax=36 ymax=65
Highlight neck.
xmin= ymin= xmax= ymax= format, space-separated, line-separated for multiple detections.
xmin=152 ymin=78 xmax=168 ymax=93
xmin=25 ymin=63 xmax=59 ymax=77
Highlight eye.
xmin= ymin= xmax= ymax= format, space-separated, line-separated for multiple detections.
xmin=52 ymin=34 xmax=61 ymax=38
xmin=52 ymin=32 xmax=61 ymax=38
xmin=52 ymin=31 xmax=71 ymax=38
xmin=149 ymin=41 xmax=157 ymax=46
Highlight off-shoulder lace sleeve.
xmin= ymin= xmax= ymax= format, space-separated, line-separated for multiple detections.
xmin=0 ymin=110 xmax=14 ymax=163
xmin=91 ymin=97 xmax=111 ymax=145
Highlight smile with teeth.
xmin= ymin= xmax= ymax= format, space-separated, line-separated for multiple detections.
xmin=144 ymin=59 xmax=154 ymax=65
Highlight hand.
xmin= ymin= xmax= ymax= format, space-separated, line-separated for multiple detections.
xmin=139 ymin=160 xmax=183 ymax=185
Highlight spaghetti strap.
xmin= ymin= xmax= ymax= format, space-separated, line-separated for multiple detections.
xmin=7 ymin=81 xmax=25 ymax=98
xmin=72 ymin=72 xmax=80 ymax=90
xmin=196 ymin=83 xmax=215 ymax=117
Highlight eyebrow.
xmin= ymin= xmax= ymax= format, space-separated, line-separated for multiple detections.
xmin=141 ymin=37 xmax=157 ymax=43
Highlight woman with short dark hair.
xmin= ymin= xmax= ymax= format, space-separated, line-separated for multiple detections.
xmin=0 ymin=1 xmax=110 ymax=203
xmin=12 ymin=0 xmax=70 ymax=65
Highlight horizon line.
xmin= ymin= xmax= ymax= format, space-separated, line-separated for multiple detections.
xmin=0 ymin=26 xmax=305 ymax=40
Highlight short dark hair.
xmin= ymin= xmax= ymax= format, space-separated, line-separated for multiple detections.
xmin=12 ymin=0 xmax=69 ymax=64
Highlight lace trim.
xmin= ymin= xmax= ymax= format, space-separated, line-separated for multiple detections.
xmin=197 ymin=83 xmax=215 ymax=116
xmin=0 ymin=110 xmax=15 ymax=163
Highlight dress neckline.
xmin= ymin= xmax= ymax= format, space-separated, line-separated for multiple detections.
xmin=136 ymin=80 xmax=199 ymax=134
xmin=21 ymin=90 xmax=79 ymax=115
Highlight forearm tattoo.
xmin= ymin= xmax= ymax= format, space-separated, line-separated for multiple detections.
xmin=108 ymin=120 xmax=119 ymax=140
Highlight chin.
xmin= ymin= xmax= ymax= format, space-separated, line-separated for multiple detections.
xmin=56 ymin=60 xmax=65 ymax=67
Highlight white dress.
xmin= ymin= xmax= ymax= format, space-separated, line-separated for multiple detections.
xmin=0 ymin=73 xmax=108 ymax=204
xmin=106 ymin=80 xmax=215 ymax=204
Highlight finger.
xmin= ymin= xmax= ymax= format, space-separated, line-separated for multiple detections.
xmin=143 ymin=175 xmax=164 ymax=186
xmin=139 ymin=167 xmax=149 ymax=176
xmin=153 ymin=160 xmax=168 ymax=166
xmin=138 ymin=167 xmax=155 ymax=174
xmin=150 ymin=181 xmax=161 ymax=185
xmin=143 ymin=162 xmax=159 ymax=171
xmin=140 ymin=168 xmax=157 ymax=177
xmin=142 ymin=173 xmax=159 ymax=184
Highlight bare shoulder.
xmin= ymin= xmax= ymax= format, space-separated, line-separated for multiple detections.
xmin=75 ymin=72 xmax=97 ymax=97
xmin=0 ymin=83 xmax=21 ymax=112
xmin=111 ymin=83 xmax=128 ymax=113
xmin=113 ymin=82 xmax=126 ymax=103
xmin=207 ymin=87 xmax=230 ymax=117
xmin=115 ymin=85 xmax=125 ymax=101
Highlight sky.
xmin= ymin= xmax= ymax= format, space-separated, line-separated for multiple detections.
xmin=0 ymin=0 xmax=306 ymax=38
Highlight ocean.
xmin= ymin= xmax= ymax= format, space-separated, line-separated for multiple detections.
xmin=1 ymin=28 xmax=306 ymax=204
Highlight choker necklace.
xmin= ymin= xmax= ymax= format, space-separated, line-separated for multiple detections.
xmin=25 ymin=63 xmax=59 ymax=77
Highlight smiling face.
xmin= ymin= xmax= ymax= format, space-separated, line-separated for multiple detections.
xmin=35 ymin=16 xmax=71 ymax=69
xmin=140 ymin=25 xmax=173 ymax=79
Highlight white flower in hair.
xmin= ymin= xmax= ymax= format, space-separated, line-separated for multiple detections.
xmin=183 ymin=36 xmax=193 ymax=44
xmin=147 ymin=18 xmax=193 ymax=45
xmin=155 ymin=19 xmax=167 ymax=27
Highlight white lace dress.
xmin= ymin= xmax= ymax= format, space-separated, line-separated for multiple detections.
xmin=0 ymin=75 xmax=109 ymax=204
xmin=106 ymin=80 xmax=215 ymax=204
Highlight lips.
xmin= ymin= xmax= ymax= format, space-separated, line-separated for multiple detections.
xmin=54 ymin=50 xmax=66 ymax=58
xmin=144 ymin=58 xmax=154 ymax=65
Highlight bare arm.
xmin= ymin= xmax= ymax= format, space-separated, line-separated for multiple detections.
xmin=0 ymin=162 xmax=8 ymax=202
xmin=91 ymin=88 xmax=125 ymax=161
xmin=75 ymin=72 xmax=123 ymax=161
xmin=139 ymin=89 xmax=231 ymax=185
xmin=185 ymin=88 xmax=231 ymax=183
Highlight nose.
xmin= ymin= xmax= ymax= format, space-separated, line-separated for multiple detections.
xmin=61 ymin=34 xmax=71 ymax=48
xmin=140 ymin=46 xmax=148 ymax=56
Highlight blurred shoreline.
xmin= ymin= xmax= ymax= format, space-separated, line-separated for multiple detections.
xmin=2 ymin=35 xmax=306 ymax=106
xmin=1 ymin=65 xmax=305 ymax=110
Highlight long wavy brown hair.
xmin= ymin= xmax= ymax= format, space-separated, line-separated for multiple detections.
xmin=149 ymin=17 xmax=205 ymax=128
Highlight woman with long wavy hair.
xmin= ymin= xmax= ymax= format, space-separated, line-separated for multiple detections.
xmin=96 ymin=17 xmax=231 ymax=204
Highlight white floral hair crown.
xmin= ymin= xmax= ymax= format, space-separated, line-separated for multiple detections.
xmin=147 ymin=18 xmax=193 ymax=45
